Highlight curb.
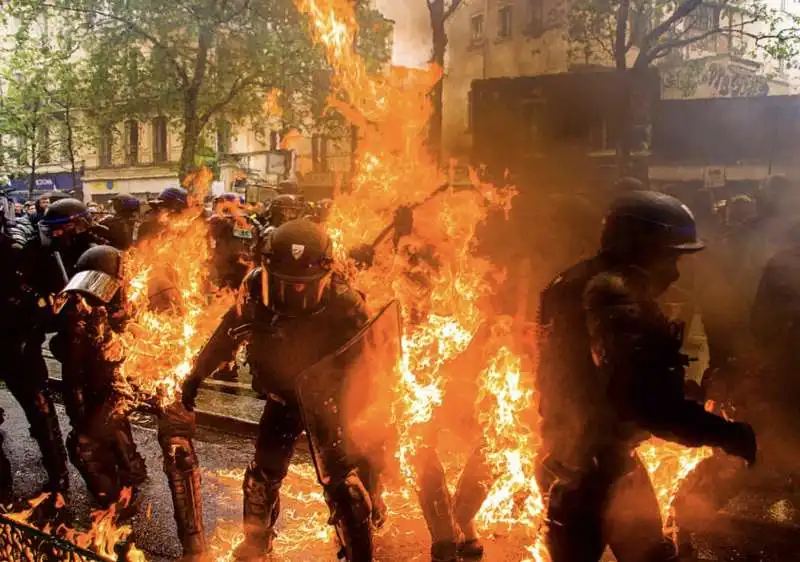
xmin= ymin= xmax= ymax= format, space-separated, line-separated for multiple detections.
xmin=46 ymin=377 xmax=260 ymax=438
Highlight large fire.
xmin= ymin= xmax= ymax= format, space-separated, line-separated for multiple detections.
xmin=21 ymin=1 xmax=716 ymax=560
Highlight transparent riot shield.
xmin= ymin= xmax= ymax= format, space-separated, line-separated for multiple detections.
xmin=295 ymin=300 xmax=401 ymax=486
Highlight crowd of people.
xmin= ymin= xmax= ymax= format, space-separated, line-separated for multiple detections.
xmin=0 ymin=171 xmax=797 ymax=562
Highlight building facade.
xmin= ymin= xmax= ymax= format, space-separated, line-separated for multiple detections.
xmin=443 ymin=0 xmax=800 ymax=160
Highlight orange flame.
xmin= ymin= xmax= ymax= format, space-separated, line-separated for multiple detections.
xmin=106 ymin=168 xmax=237 ymax=410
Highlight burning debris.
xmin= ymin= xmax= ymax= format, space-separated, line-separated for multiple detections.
xmin=0 ymin=490 xmax=145 ymax=562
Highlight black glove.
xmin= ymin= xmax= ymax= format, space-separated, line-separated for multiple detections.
xmin=720 ymin=421 xmax=757 ymax=466
xmin=181 ymin=376 xmax=201 ymax=412
xmin=349 ymin=243 xmax=375 ymax=269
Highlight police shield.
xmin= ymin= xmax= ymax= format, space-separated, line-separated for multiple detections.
xmin=296 ymin=300 xmax=401 ymax=486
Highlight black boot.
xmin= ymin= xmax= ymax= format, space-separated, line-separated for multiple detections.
xmin=234 ymin=462 xmax=280 ymax=561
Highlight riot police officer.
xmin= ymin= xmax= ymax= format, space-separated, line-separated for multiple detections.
xmin=264 ymin=194 xmax=305 ymax=228
xmin=182 ymin=219 xmax=381 ymax=561
xmin=0 ymin=201 xmax=98 ymax=493
xmin=0 ymin=193 xmax=26 ymax=501
xmin=55 ymin=245 xmax=148 ymax=508
xmin=207 ymin=192 xmax=253 ymax=290
xmin=535 ymin=191 xmax=758 ymax=562
xmin=138 ymin=187 xmax=190 ymax=243
xmin=100 ymin=194 xmax=141 ymax=251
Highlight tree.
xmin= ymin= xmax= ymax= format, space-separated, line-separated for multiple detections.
xmin=567 ymin=0 xmax=784 ymax=174
xmin=9 ymin=0 xmax=390 ymax=182
xmin=1 ymin=14 xmax=94 ymax=196
xmin=426 ymin=0 xmax=466 ymax=163
xmin=0 ymin=32 xmax=58 ymax=197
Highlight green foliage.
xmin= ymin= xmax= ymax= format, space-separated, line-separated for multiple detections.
xmin=6 ymin=0 xmax=391 ymax=176
xmin=566 ymin=0 xmax=788 ymax=72
xmin=0 ymin=11 xmax=91 ymax=184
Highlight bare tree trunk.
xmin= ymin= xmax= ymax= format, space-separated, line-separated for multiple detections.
xmin=179 ymin=26 xmax=213 ymax=184
xmin=179 ymin=107 xmax=201 ymax=183
xmin=614 ymin=0 xmax=632 ymax=177
xmin=28 ymin=122 xmax=38 ymax=199
xmin=64 ymin=104 xmax=78 ymax=190
xmin=427 ymin=0 xmax=447 ymax=165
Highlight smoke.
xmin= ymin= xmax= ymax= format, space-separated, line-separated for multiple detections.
xmin=375 ymin=0 xmax=431 ymax=68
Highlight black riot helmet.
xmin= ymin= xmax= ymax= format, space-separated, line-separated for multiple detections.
xmin=260 ymin=219 xmax=334 ymax=316
xmin=601 ymin=191 xmax=704 ymax=263
xmin=214 ymin=192 xmax=243 ymax=214
xmin=61 ymin=245 xmax=124 ymax=304
xmin=111 ymin=194 xmax=141 ymax=217
xmin=39 ymin=198 xmax=91 ymax=249
xmin=267 ymin=194 xmax=305 ymax=227
xmin=152 ymin=187 xmax=189 ymax=212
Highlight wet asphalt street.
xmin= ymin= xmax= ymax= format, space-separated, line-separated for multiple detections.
xmin=2 ymin=355 xmax=800 ymax=560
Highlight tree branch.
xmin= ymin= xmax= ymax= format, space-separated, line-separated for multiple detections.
xmin=615 ymin=0 xmax=630 ymax=70
xmin=38 ymin=2 xmax=189 ymax=86
xmin=444 ymin=0 xmax=464 ymax=22
xmin=198 ymin=74 xmax=262 ymax=126
xmin=641 ymin=27 xmax=722 ymax=66
xmin=642 ymin=0 xmax=703 ymax=46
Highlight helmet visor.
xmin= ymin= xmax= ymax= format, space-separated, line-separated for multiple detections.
xmin=261 ymin=268 xmax=331 ymax=316
xmin=61 ymin=270 xmax=121 ymax=303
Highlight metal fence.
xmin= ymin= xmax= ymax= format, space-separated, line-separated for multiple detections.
xmin=0 ymin=513 xmax=113 ymax=562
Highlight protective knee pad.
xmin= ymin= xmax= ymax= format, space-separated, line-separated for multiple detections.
xmin=162 ymin=436 xmax=205 ymax=555
xmin=166 ymin=465 xmax=206 ymax=555
xmin=161 ymin=435 xmax=198 ymax=474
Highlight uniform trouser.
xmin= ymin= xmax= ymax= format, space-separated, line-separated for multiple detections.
xmin=537 ymin=452 xmax=678 ymax=562
xmin=239 ymin=396 xmax=374 ymax=561
xmin=3 ymin=340 xmax=69 ymax=491
xmin=157 ymin=403 xmax=206 ymax=557
xmin=65 ymin=392 xmax=147 ymax=508
xmin=414 ymin=444 xmax=492 ymax=547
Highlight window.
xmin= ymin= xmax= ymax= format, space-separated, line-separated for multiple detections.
xmin=528 ymin=0 xmax=544 ymax=33
xmin=152 ymin=116 xmax=168 ymax=163
xmin=37 ymin=124 xmax=51 ymax=164
xmin=470 ymin=14 xmax=485 ymax=42
xmin=124 ymin=119 xmax=139 ymax=166
xmin=689 ymin=5 xmax=718 ymax=32
xmin=498 ymin=5 xmax=513 ymax=39
xmin=311 ymin=134 xmax=328 ymax=173
xmin=98 ymin=124 xmax=113 ymax=167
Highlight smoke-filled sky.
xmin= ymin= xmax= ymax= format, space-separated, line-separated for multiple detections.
xmin=375 ymin=0 xmax=431 ymax=68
